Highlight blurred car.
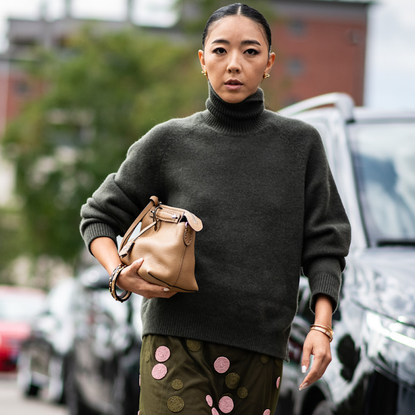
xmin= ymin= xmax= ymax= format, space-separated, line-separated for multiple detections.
xmin=64 ymin=265 xmax=142 ymax=415
xmin=17 ymin=278 xmax=78 ymax=403
xmin=0 ymin=285 xmax=45 ymax=372
xmin=18 ymin=265 xmax=142 ymax=414
xmin=275 ymin=94 xmax=415 ymax=415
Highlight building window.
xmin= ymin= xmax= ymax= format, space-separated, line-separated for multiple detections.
xmin=346 ymin=29 xmax=363 ymax=45
xmin=288 ymin=20 xmax=306 ymax=37
xmin=286 ymin=58 xmax=305 ymax=77
xmin=14 ymin=80 xmax=30 ymax=95
xmin=13 ymin=38 xmax=37 ymax=47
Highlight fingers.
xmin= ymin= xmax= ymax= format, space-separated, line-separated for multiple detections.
xmin=116 ymin=259 xmax=178 ymax=299
xmin=131 ymin=275 xmax=177 ymax=299
xmin=299 ymin=331 xmax=332 ymax=391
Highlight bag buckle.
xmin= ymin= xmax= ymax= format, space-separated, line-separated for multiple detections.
xmin=151 ymin=206 xmax=162 ymax=231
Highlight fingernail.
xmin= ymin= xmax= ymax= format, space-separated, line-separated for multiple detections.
xmin=299 ymin=383 xmax=308 ymax=391
xmin=302 ymin=365 xmax=307 ymax=373
xmin=163 ymin=288 xmax=170 ymax=292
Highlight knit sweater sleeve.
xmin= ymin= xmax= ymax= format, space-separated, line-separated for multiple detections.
xmin=80 ymin=123 xmax=170 ymax=252
xmin=301 ymin=127 xmax=351 ymax=312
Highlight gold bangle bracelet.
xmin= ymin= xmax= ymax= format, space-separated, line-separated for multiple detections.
xmin=310 ymin=324 xmax=333 ymax=342
xmin=311 ymin=324 xmax=333 ymax=335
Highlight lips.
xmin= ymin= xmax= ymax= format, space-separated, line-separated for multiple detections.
xmin=225 ymin=79 xmax=243 ymax=86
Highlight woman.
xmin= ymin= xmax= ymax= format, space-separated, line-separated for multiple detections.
xmin=80 ymin=3 xmax=351 ymax=414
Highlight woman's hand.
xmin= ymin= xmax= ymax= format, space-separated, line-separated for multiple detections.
xmin=116 ymin=258 xmax=177 ymax=299
xmin=299 ymin=293 xmax=333 ymax=391
xmin=90 ymin=237 xmax=177 ymax=300
xmin=299 ymin=330 xmax=332 ymax=391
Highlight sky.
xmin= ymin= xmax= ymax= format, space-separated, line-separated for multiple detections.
xmin=0 ymin=0 xmax=414 ymax=110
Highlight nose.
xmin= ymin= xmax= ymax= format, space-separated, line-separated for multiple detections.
xmin=227 ymin=52 xmax=241 ymax=73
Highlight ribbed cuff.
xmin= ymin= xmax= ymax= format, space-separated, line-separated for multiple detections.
xmin=82 ymin=222 xmax=118 ymax=254
xmin=306 ymin=257 xmax=342 ymax=313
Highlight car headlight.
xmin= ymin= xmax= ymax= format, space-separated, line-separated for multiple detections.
xmin=364 ymin=311 xmax=415 ymax=387
xmin=366 ymin=312 xmax=415 ymax=349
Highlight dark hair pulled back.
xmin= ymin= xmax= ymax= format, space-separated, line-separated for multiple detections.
xmin=202 ymin=3 xmax=272 ymax=53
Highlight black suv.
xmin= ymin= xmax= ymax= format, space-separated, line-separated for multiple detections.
xmin=276 ymin=94 xmax=415 ymax=415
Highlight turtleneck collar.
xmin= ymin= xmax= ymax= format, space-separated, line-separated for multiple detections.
xmin=203 ymin=82 xmax=266 ymax=135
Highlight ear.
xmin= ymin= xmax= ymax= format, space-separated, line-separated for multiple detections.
xmin=265 ymin=52 xmax=276 ymax=75
xmin=198 ymin=50 xmax=206 ymax=71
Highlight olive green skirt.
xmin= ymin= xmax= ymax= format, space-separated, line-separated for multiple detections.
xmin=138 ymin=334 xmax=283 ymax=415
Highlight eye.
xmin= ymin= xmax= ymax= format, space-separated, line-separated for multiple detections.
xmin=212 ymin=47 xmax=227 ymax=55
xmin=245 ymin=49 xmax=259 ymax=55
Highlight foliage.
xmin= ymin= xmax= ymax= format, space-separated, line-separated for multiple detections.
xmin=0 ymin=206 xmax=25 ymax=284
xmin=1 ymin=26 xmax=207 ymax=271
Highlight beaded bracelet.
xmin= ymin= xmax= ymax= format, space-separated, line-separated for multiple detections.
xmin=109 ymin=264 xmax=131 ymax=302
xmin=310 ymin=324 xmax=333 ymax=342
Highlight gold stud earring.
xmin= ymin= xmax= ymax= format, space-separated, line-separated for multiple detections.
xmin=263 ymin=73 xmax=270 ymax=80
xmin=201 ymin=69 xmax=208 ymax=80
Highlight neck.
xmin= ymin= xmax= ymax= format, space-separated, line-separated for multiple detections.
xmin=204 ymin=82 xmax=266 ymax=135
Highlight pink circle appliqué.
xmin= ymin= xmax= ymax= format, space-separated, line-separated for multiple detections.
xmin=276 ymin=376 xmax=281 ymax=389
xmin=155 ymin=346 xmax=170 ymax=362
xmin=151 ymin=363 xmax=168 ymax=380
xmin=206 ymin=395 xmax=213 ymax=407
xmin=263 ymin=410 xmax=271 ymax=415
xmin=212 ymin=409 xmax=219 ymax=415
xmin=218 ymin=396 xmax=234 ymax=414
xmin=214 ymin=356 xmax=230 ymax=374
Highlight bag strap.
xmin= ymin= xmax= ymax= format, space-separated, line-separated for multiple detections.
xmin=119 ymin=196 xmax=159 ymax=251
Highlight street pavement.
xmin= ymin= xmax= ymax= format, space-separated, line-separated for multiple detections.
xmin=0 ymin=374 xmax=67 ymax=415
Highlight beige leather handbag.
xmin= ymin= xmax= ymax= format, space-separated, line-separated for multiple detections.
xmin=118 ymin=196 xmax=203 ymax=292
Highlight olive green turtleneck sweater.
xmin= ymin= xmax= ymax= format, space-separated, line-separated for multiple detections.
xmin=80 ymin=85 xmax=351 ymax=360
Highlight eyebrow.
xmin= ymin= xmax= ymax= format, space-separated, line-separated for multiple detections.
xmin=210 ymin=39 xmax=262 ymax=47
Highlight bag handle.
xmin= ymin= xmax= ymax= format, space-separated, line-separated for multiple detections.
xmin=119 ymin=196 xmax=159 ymax=251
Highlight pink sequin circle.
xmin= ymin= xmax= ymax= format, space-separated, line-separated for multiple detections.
xmin=155 ymin=346 xmax=170 ymax=362
xmin=276 ymin=376 xmax=281 ymax=389
xmin=206 ymin=395 xmax=213 ymax=407
xmin=263 ymin=410 xmax=271 ymax=415
xmin=218 ymin=396 xmax=234 ymax=414
xmin=212 ymin=409 xmax=219 ymax=415
xmin=151 ymin=363 xmax=168 ymax=380
xmin=214 ymin=356 xmax=230 ymax=374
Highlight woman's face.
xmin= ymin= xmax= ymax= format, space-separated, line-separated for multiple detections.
xmin=199 ymin=15 xmax=275 ymax=104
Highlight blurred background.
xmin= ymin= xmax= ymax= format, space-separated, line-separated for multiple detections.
xmin=0 ymin=0 xmax=414 ymax=287
xmin=0 ymin=0 xmax=414 ymax=414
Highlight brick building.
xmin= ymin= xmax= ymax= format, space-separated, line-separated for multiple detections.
xmin=0 ymin=0 xmax=372 ymax=134
xmin=268 ymin=0 xmax=371 ymax=109
xmin=0 ymin=16 xmax=134 ymax=135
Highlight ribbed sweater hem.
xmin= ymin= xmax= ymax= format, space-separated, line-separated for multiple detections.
xmin=141 ymin=302 xmax=290 ymax=361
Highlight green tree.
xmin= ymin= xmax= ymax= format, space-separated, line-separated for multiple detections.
xmin=1 ymin=27 xmax=207 ymax=275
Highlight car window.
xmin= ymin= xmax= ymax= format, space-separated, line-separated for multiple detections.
xmin=349 ymin=122 xmax=415 ymax=246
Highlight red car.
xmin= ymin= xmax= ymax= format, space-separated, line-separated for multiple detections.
xmin=0 ymin=286 xmax=45 ymax=372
